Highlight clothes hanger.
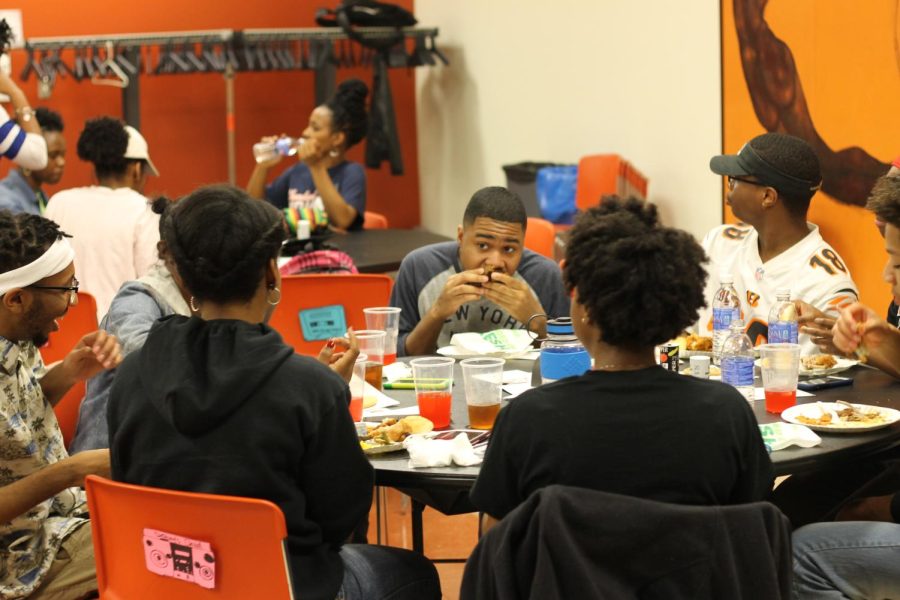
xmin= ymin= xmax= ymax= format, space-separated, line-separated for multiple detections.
xmin=91 ymin=41 xmax=129 ymax=88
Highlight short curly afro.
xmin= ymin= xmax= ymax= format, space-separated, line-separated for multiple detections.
xmin=564 ymin=197 xmax=708 ymax=350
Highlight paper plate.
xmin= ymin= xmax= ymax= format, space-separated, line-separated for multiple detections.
xmin=781 ymin=402 xmax=900 ymax=433
xmin=799 ymin=356 xmax=858 ymax=377
xmin=436 ymin=345 xmax=535 ymax=359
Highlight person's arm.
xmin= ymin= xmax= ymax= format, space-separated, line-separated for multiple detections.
xmin=404 ymin=269 xmax=488 ymax=356
xmin=246 ymin=136 xmax=285 ymax=201
xmin=833 ymin=303 xmax=900 ymax=379
xmin=40 ymin=331 xmax=122 ymax=406
xmin=796 ymin=300 xmax=842 ymax=355
xmin=0 ymin=72 xmax=46 ymax=171
xmin=0 ymin=449 xmax=109 ymax=523
xmin=316 ymin=328 xmax=360 ymax=382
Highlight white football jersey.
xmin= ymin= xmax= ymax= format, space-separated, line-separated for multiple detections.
xmin=697 ymin=223 xmax=858 ymax=355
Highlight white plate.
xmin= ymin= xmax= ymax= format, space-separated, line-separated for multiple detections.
xmin=799 ymin=356 xmax=858 ymax=377
xmin=436 ymin=345 xmax=536 ymax=359
xmin=781 ymin=402 xmax=900 ymax=433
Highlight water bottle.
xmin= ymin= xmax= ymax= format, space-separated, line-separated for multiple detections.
xmin=712 ymin=273 xmax=742 ymax=365
xmin=721 ymin=320 xmax=755 ymax=402
xmin=253 ymin=136 xmax=303 ymax=163
xmin=538 ymin=317 xmax=591 ymax=384
xmin=768 ymin=289 xmax=798 ymax=344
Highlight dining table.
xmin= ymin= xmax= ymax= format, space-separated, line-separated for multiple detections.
xmin=367 ymin=359 xmax=900 ymax=557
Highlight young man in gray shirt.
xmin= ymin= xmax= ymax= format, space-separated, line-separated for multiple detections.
xmin=391 ymin=186 xmax=569 ymax=356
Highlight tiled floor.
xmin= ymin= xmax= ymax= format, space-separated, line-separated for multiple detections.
xmin=366 ymin=487 xmax=478 ymax=600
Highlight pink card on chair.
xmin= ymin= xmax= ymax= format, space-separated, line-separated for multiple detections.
xmin=143 ymin=528 xmax=216 ymax=589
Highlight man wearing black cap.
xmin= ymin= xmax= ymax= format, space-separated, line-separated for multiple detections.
xmin=697 ymin=132 xmax=858 ymax=353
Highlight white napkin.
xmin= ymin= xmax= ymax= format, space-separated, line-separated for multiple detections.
xmin=758 ymin=422 xmax=822 ymax=451
xmin=383 ymin=362 xmax=412 ymax=382
xmin=404 ymin=433 xmax=483 ymax=468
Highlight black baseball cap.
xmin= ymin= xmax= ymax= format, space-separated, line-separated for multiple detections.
xmin=710 ymin=133 xmax=822 ymax=199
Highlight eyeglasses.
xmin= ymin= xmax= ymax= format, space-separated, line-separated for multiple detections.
xmin=727 ymin=175 xmax=767 ymax=191
xmin=28 ymin=277 xmax=79 ymax=304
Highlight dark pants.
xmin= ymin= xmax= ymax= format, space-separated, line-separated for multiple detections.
xmin=338 ymin=544 xmax=441 ymax=600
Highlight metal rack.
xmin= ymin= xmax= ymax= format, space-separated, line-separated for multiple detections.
xmin=21 ymin=27 xmax=444 ymax=183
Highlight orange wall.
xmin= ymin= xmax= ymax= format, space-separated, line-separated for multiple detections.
xmin=721 ymin=0 xmax=900 ymax=308
xmin=2 ymin=0 xmax=420 ymax=228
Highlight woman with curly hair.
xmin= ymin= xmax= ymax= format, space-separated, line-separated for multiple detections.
xmin=470 ymin=197 xmax=773 ymax=533
xmin=247 ymin=79 xmax=369 ymax=230
xmin=45 ymin=117 xmax=159 ymax=318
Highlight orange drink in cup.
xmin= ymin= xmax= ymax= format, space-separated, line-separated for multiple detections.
xmin=410 ymin=357 xmax=455 ymax=429
xmin=759 ymin=343 xmax=801 ymax=414
xmin=355 ymin=330 xmax=386 ymax=391
xmin=363 ymin=307 xmax=402 ymax=365
xmin=349 ymin=353 xmax=368 ymax=422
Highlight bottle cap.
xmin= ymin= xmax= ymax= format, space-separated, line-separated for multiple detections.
xmin=719 ymin=272 xmax=734 ymax=285
xmin=776 ymin=288 xmax=791 ymax=298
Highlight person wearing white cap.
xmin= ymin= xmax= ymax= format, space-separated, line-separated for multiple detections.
xmin=0 ymin=210 xmax=122 ymax=599
xmin=45 ymin=117 xmax=160 ymax=319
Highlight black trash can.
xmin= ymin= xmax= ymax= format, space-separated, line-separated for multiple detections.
xmin=503 ymin=162 xmax=562 ymax=218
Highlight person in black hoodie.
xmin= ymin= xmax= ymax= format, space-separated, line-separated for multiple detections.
xmin=107 ymin=184 xmax=440 ymax=600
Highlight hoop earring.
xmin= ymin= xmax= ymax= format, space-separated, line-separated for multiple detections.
xmin=328 ymin=149 xmax=339 ymax=158
xmin=267 ymin=286 xmax=282 ymax=307
xmin=189 ymin=296 xmax=200 ymax=312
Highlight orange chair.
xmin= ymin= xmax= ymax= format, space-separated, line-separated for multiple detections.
xmin=575 ymin=154 xmax=624 ymax=212
xmin=40 ymin=292 xmax=98 ymax=447
xmin=525 ymin=217 xmax=557 ymax=259
xmin=85 ymin=475 xmax=294 ymax=599
xmin=269 ymin=274 xmax=393 ymax=356
xmin=364 ymin=211 xmax=389 ymax=229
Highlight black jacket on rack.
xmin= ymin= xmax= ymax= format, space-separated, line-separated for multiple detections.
xmin=365 ymin=52 xmax=404 ymax=175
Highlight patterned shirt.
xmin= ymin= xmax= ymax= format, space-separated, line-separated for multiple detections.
xmin=0 ymin=337 xmax=87 ymax=598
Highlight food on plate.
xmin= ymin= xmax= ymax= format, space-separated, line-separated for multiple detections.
xmin=672 ymin=333 xmax=713 ymax=352
xmin=795 ymin=401 xmax=887 ymax=427
xmin=361 ymin=416 xmax=434 ymax=445
xmin=801 ymin=354 xmax=838 ymax=371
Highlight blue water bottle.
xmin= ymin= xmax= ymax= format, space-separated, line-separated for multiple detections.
xmin=539 ymin=317 xmax=591 ymax=384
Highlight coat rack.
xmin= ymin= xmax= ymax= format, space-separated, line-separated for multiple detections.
xmin=22 ymin=27 xmax=444 ymax=183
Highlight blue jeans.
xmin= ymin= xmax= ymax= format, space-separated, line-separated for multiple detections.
xmin=338 ymin=545 xmax=440 ymax=600
xmin=793 ymin=521 xmax=900 ymax=599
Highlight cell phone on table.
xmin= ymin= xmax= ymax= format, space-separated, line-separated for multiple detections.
xmin=797 ymin=375 xmax=853 ymax=392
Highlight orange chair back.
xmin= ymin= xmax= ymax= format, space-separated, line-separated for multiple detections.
xmin=525 ymin=217 xmax=557 ymax=259
xmin=269 ymin=274 xmax=394 ymax=356
xmin=86 ymin=475 xmax=294 ymax=599
xmin=364 ymin=211 xmax=389 ymax=229
xmin=575 ymin=154 xmax=649 ymax=212
xmin=40 ymin=292 xmax=98 ymax=446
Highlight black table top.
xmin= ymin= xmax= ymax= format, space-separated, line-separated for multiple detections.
xmin=368 ymin=360 xmax=900 ymax=514
xmin=327 ymin=228 xmax=451 ymax=273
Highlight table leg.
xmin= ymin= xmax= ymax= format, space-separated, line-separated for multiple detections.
xmin=412 ymin=498 xmax=425 ymax=554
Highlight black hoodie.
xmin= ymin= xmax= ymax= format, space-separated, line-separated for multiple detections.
xmin=108 ymin=315 xmax=373 ymax=600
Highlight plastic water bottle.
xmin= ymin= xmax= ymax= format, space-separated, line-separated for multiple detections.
xmin=538 ymin=317 xmax=591 ymax=384
xmin=768 ymin=289 xmax=798 ymax=344
xmin=721 ymin=320 xmax=755 ymax=402
xmin=253 ymin=137 xmax=303 ymax=163
xmin=712 ymin=273 xmax=742 ymax=365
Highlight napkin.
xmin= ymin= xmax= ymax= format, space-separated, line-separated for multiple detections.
xmin=404 ymin=433 xmax=483 ymax=468
xmin=450 ymin=329 xmax=534 ymax=354
xmin=383 ymin=362 xmax=412 ymax=382
xmin=758 ymin=422 xmax=821 ymax=452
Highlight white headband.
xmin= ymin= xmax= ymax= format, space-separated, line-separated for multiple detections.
xmin=0 ymin=238 xmax=75 ymax=296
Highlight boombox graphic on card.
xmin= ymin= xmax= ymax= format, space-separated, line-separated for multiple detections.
xmin=143 ymin=528 xmax=216 ymax=589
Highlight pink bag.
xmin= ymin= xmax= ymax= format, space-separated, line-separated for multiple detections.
xmin=279 ymin=250 xmax=358 ymax=275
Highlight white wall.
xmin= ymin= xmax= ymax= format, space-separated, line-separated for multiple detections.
xmin=414 ymin=0 xmax=723 ymax=239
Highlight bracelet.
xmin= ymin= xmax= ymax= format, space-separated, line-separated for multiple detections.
xmin=15 ymin=106 xmax=34 ymax=122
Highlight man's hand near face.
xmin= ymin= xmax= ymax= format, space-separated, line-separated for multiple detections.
xmin=403 ymin=269 xmax=487 ymax=356
xmin=482 ymin=272 xmax=545 ymax=326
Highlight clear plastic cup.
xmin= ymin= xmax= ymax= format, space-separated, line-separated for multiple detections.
xmin=364 ymin=307 xmax=402 ymax=365
xmin=349 ymin=353 xmax=368 ymax=422
xmin=355 ymin=330 xmax=386 ymax=391
xmin=410 ymin=357 xmax=455 ymax=429
xmin=460 ymin=357 xmax=504 ymax=430
xmin=758 ymin=343 xmax=801 ymax=414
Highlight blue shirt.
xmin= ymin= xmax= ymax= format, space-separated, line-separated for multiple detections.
xmin=265 ymin=161 xmax=366 ymax=231
xmin=0 ymin=169 xmax=44 ymax=215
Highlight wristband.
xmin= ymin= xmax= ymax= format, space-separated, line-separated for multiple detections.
xmin=15 ymin=106 xmax=34 ymax=123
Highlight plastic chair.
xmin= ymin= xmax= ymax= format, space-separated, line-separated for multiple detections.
xmin=524 ymin=217 xmax=557 ymax=259
xmin=85 ymin=475 xmax=294 ymax=599
xmin=269 ymin=274 xmax=393 ymax=356
xmin=364 ymin=211 xmax=389 ymax=229
xmin=39 ymin=292 xmax=98 ymax=447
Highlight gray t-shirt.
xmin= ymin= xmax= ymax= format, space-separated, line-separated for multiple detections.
xmin=390 ymin=241 xmax=570 ymax=356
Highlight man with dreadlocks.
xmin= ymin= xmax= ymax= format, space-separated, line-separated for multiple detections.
xmin=0 ymin=210 xmax=121 ymax=599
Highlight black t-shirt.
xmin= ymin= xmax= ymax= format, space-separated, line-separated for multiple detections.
xmin=470 ymin=367 xmax=773 ymax=519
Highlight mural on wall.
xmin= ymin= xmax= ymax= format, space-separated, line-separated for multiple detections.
xmin=722 ymin=0 xmax=900 ymax=306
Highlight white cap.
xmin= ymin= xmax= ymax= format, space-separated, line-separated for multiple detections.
xmin=719 ymin=272 xmax=734 ymax=284
xmin=776 ymin=288 xmax=791 ymax=297
xmin=123 ymin=125 xmax=159 ymax=177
